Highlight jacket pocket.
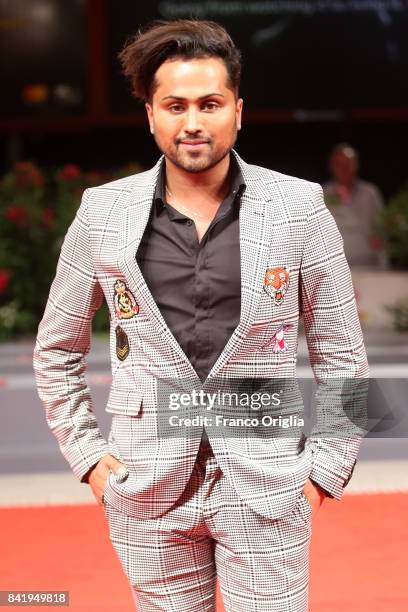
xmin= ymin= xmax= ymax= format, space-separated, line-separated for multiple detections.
xmin=106 ymin=388 xmax=143 ymax=416
xmin=298 ymin=492 xmax=313 ymax=526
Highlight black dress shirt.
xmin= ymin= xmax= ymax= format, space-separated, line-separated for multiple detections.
xmin=136 ymin=155 xmax=245 ymax=384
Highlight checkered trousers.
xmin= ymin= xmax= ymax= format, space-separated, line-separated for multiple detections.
xmin=102 ymin=438 xmax=312 ymax=612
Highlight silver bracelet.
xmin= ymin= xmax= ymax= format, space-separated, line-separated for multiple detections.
xmin=112 ymin=465 xmax=129 ymax=484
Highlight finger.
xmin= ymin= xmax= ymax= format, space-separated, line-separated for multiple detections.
xmin=106 ymin=456 xmax=126 ymax=472
xmin=97 ymin=481 xmax=108 ymax=506
xmin=91 ymin=485 xmax=104 ymax=507
xmin=105 ymin=457 xmax=129 ymax=482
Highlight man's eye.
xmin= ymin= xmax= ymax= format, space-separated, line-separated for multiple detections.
xmin=169 ymin=105 xmax=184 ymax=113
xmin=202 ymin=102 xmax=219 ymax=111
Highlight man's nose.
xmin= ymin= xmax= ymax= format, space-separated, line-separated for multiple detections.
xmin=184 ymin=107 xmax=201 ymax=133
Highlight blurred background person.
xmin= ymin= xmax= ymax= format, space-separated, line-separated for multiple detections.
xmin=323 ymin=143 xmax=387 ymax=269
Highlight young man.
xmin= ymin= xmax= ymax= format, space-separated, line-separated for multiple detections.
xmin=34 ymin=19 xmax=368 ymax=612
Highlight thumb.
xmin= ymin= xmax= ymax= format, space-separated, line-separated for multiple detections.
xmin=108 ymin=456 xmax=129 ymax=484
xmin=105 ymin=455 xmax=126 ymax=474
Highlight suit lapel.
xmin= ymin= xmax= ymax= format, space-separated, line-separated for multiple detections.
xmin=118 ymin=159 xmax=199 ymax=378
xmin=205 ymin=152 xmax=272 ymax=379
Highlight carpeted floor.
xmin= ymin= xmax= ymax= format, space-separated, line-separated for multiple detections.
xmin=1 ymin=493 xmax=407 ymax=611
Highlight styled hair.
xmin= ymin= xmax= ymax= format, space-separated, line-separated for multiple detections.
xmin=117 ymin=19 xmax=242 ymax=102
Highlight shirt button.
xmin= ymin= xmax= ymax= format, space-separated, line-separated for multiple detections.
xmin=186 ymin=220 xmax=193 ymax=226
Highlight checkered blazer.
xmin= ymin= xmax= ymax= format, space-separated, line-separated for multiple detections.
xmin=33 ymin=150 xmax=368 ymax=520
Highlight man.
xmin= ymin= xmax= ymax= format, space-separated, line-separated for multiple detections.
xmin=323 ymin=143 xmax=387 ymax=268
xmin=34 ymin=19 xmax=368 ymax=612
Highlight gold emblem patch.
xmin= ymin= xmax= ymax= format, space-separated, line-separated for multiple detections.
xmin=113 ymin=279 xmax=139 ymax=319
xmin=115 ymin=325 xmax=130 ymax=361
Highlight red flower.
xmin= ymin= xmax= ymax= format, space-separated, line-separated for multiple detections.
xmin=5 ymin=205 xmax=28 ymax=226
xmin=370 ymin=236 xmax=384 ymax=251
xmin=41 ymin=208 xmax=54 ymax=228
xmin=86 ymin=171 xmax=105 ymax=185
xmin=14 ymin=161 xmax=44 ymax=188
xmin=59 ymin=164 xmax=81 ymax=181
xmin=0 ymin=269 xmax=10 ymax=294
xmin=15 ymin=161 xmax=34 ymax=172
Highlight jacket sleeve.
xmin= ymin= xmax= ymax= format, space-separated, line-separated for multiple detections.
xmin=33 ymin=188 xmax=110 ymax=482
xmin=300 ymin=183 xmax=369 ymax=500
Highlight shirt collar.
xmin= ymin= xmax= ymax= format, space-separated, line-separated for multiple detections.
xmin=153 ymin=154 xmax=246 ymax=215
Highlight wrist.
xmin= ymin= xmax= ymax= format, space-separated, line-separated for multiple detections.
xmin=81 ymin=462 xmax=98 ymax=484
xmin=309 ymin=478 xmax=330 ymax=498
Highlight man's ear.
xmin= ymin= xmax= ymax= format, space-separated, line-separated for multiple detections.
xmin=236 ymin=97 xmax=243 ymax=131
xmin=145 ymin=102 xmax=154 ymax=134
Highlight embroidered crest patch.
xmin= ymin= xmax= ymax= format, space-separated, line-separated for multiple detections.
xmin=262 ymin=323 xmax=293 ymax=352
xmin=113 ymin=279 xmax=139 ymax=319
xmin=115 ymin=325 xmax=130 ymax=361
xmin=263 ymin=266 xmax=290 ymax=305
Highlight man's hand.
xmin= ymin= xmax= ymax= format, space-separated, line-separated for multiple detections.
xmin=88 ymin=454 xmax=127 ymax=506
xmin=302 ymin=478 xmax=327 ymax=517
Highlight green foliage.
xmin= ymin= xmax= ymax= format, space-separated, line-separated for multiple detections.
xmin=380 ymin=185 xmax=408 ymax=269
xmin=385 ymin=299 xmax=408 ymax=332
xmin=0 ymin=161 xmax=142 ymax=341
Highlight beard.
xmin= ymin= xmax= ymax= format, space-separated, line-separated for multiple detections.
xmin=153 ymin=125 xmax=239 ymax=174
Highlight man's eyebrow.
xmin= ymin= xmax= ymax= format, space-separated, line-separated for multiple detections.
xmin=160 ymin=93 xmax=225 ymax=101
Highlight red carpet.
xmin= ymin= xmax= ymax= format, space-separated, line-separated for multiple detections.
xmin=1 ymin=493 xmax=407 ymax=611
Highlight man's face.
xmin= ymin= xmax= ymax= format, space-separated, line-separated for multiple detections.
xmin=330 ymin=151 xmax=358 ymax=185
xmin=145 ymin=57 xmax=243 ymax=173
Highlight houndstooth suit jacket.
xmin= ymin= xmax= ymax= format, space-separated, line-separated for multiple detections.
xmin=33 ymin=150 xmax=369 ymax=520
